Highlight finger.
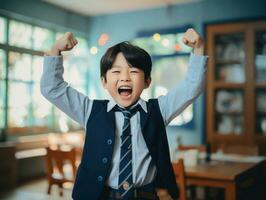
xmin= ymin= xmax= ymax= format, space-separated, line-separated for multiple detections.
xmin=182 ymin=37 xmax=188 ymax=45
xmin=74 ymin=38 xmax=78 ymax=45
xmin=69 ymin=38 xmax=75 ymax=47
xmin=65 ymin=32 xmax=73 ymax=40
xmin=66 ymin=41 xmax=73 ymax=50
xmin=195 ymin=37 xmax=203 ymax=47
xmin=186 ymin=41 xmax=196 ymax=48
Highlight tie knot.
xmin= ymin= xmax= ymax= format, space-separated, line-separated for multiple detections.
xmin=113 ymin=104 xmax=141 ymax=119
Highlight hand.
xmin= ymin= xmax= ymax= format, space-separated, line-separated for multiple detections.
xmin=156 ymin=188 xmax=174 ymax=200
xmin=46 ymin=32 xmax=78 ymax=56
xmin=182 ymin=28 xmax=204 ymax=55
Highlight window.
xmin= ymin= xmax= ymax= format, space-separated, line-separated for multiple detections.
xmin=132 ymin=27 xmax=194 ymax=126
xmin=0 ymin=15 xmax=89 ymax=135
xmin=0 ymin=17 xmax=7 ymax=43
xmin=0 ymin=49 xmax=6 ymax=129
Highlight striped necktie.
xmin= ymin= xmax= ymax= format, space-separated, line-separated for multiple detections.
xmin=114 ymin=104 xmax=140 ymax=199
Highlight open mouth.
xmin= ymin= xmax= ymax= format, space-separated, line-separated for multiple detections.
xmin=118 ymin=86 xmax=132 ymax=97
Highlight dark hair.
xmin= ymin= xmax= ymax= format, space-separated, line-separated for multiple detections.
xmin=100 ymin=41 xmax=152 ymax=81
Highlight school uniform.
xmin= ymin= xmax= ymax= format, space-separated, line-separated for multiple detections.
xmin=41 ymin=53 xmax=207 ymax=200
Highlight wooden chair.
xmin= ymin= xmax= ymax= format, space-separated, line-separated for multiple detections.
xmin=45 ymin=146 xmax=77 ymax=196
xmin=177 ymin=145 xmax=208 ymax=199
xmin=173 ymin=159 xmax=187 ymax=200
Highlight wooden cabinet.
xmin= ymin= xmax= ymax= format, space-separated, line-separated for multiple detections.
xmin=206 ymin=20 xmax=266 ymax=151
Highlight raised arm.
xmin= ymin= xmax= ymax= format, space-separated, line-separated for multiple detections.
xmin=158 ymin=28 xmax=208 ymax=125
xmin=41 ymin=32 xmax=93 ymax=128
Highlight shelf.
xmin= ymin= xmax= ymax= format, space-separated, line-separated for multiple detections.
xmin=213 ymin=132 xmax=244 ymax=137
xmin=206 ymin=20 xmax=266 ymax=151
xmin=216 ymin=60 xmax=243 ymax=65
xmin=216 ymin=111 xmax=243 ymax=115
xmin=213 ymin=82 xmax=245 ymax=88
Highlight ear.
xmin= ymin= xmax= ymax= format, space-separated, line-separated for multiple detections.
xmin=101 ymin=77 xmax=107 ymax=89
xmin=144 ymin=78 xmax=151 ymax=89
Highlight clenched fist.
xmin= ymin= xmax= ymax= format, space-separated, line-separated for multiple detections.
xmin=46 ymin=32 xmax=78 ymax=56
xmin=182 ymin=28 xmax=204 ymax=55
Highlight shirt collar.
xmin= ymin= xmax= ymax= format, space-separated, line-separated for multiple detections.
xmin=107 ymin=98 xmax=147 ymax=113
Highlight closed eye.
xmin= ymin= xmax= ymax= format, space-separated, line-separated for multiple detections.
xmin=130 ymin=70 xmax=139 ymax=73
xmin=112 ymin=70 xmax=120 ymax=73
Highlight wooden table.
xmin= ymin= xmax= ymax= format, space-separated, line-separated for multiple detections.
xmin=173 ymin=160 xmax=266 ymax=200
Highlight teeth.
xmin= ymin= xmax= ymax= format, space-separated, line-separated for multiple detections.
xmin=119 ymin=86 xmax=132 ymax=89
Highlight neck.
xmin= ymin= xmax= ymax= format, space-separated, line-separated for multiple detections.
xmin=118 ymin=99 xmax=140 ymax=109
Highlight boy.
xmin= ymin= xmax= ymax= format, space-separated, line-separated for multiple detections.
xmin=41 ymin=29 xmax=207 ymax=200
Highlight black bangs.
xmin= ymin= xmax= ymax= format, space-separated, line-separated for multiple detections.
xmin=100 ymin=41 xmax=152 ymax=80
xmin=120 ymin=42 xmax=152 ymax=78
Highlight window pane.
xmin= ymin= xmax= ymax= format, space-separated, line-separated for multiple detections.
xmin=153 ymin=34 xmax=176 ymax=55
xmin=0 ymin=80 xmax=6 ymax=128
xmin=151 ymin=56 xmax=192 ymax=125
xmin=8 ymin=52 xmax=32 ymax=81
xmin=0 ymin=49 xmax=6 ymax=79
xmin=55 ymin=32 xmax=64 ymax=40
xmin=32 ymin=55 xmax=43 ymax=82
xmin=32 ymin=83 xmax=52 ymax=127
xmin=133 ymin=33 xmax=191 ymax=56
xmin=152 ymin=56 xmax=189 ymax=92
xmin=64 ymin=58 xmax=88 ymax=86
xmin=9 ymin=20 xmax=32 ymax=49
xmin=53 ymin=108 xmax=81 ymax=132
xmin=75 ymin=37 xmax=89 ymax=56
xmin=8 ymin=82 xmax=31 ymax=127
xmin=0 ymin=17 xmax=7 ymax=44
xmin=32 ymin=26 xmax=54 ymax=51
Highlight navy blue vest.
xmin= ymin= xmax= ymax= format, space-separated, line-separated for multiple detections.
xmin=72 ymin=99 xmax=179 ymax=200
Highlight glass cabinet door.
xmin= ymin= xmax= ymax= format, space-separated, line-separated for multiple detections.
xmin=256 ymin=89 xmax=266 ymax=135
xmin=215 ymin=89 xmax=244 ymax=135
xmin=214 ymin=33 xmax=245 ymax=83
xmin=255 ymin=30 xmax=266 ymax=136
xmin=255 ymin=31 xmax=266 ymax=83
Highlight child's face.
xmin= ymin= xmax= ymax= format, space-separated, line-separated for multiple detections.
xmin=101 ymin=52 xmax=151 ymax=108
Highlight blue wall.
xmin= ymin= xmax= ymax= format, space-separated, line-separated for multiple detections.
xmin=1 ymin=0 xmax=266 ymax=150
xmin=87 ymin=0 xmax=266 ymax=150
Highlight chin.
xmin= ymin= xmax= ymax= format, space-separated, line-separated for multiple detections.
xmin=118 ymin=102 xmax=133 ymax=108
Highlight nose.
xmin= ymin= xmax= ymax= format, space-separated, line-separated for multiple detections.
xmin=120 ymin=71 xmax=130 ymax=82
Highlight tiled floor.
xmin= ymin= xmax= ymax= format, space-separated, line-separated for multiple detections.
xmin=0 ymin=178 xmax=73 ymax=200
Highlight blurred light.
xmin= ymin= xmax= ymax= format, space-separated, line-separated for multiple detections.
xmin=90 ymin=46 xmax=98 ymax=55
xmin=174 ymin=43 xmax=181 ymax=52
xmin=162 ymin=38 xmax=170 ymax=47
xmin=153 ymin=33 xmax=161 ymax=41
xmin=98 ymin=33 xmax=109 ymax=46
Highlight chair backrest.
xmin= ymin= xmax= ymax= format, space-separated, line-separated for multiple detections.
xmin=178 ymin=144 xmax=206 ymax=152
xmin=173 ymin=159 xmax=187 ymax=200
xmin=45 ymin=146 xmax=77 ymax=182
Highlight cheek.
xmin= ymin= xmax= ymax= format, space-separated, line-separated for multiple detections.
xmin=134 ymin=78 xmax=146 ymax=91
